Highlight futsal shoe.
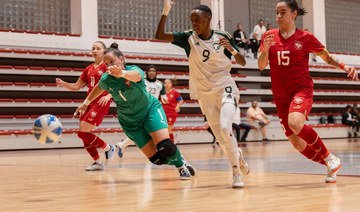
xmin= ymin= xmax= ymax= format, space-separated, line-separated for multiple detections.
xmin=183 ymin=160 xmax=196 ymax=176
xmin=178 ymin=165 xmax=191 ymax=180
xmin=105 ymin=144 xmax=116 ymax=164
xmin=232 ymin=166 xmax=245 ymax=188
xmin=116 ymin=142 xmax=125 ymax=158
xmin=325 ymin=154 xmax=341 ymax=175
xmin=238 ymin=148 xmax=250 ymax=175
xmin=325 ymin=168 xmax=337 ymax=183
xmin=85 ymin=162 xmax=105 ymax=171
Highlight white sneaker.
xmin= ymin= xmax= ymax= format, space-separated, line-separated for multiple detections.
xmin=232 ymin=174 xmax=245 ymax=188
xmin=325 ymin=154 xmax=341 ymax=175
xmin=232 ymin=166 xmax=245 ymax=188
xmin=85 ymin=162 xmax=105 ymax=171
xmin=183 ymin=160 xmax=196 ymax=176
xmin=325 ymin=167 xmax=337 ymax=183
xmin=178 ymin=165 xmax=191 ymax=180
xmin=105 ymin=144 xmax=116 ymax=164
xmin=238 ymin=148 xmax=250 ymax=175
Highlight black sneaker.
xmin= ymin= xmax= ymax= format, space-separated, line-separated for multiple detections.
xmin=183 ymin=160 xmax=196 ymax=176
xmin=178 ymin=165 xmax=191 ymax=180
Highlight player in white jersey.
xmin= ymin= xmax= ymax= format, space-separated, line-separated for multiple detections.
xmin=156 ymin=0 xmax=249 ymax=188
xmin=145 ymin=65 xmax=168 ymax=102
xmin=117 ymin=65 xmax=168 ymax=157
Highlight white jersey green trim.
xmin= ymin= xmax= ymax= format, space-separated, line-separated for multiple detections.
xmin=145 ymin=79 xmax=166 ymax=99
xmin=172 ymin=30 xmax=239 ymax=100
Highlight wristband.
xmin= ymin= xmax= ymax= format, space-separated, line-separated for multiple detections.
xmin=83 ymin=98 xmax=91 ymax=106
xmin=231 ymin=49 xmax=238 ymax=56
xmin=339 ymin=62 xmax=345 ymax=70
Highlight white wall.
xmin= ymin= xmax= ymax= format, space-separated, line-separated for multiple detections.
xmin=302 ymin=0 xmax=327 ymax=45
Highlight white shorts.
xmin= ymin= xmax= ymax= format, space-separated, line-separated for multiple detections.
xmin=198 ymin=85 xmax=240 ymax=126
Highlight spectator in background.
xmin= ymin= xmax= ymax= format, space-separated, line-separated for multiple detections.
xmin=327 ymin=113 xmax=336 ymax=124
xmin=266 ymin=23 xmax=272 ymax=31
xmin=342 ymin=105 xmax=359 ymax=137
xmin=352 ymin=104 xmax=360 ymax=136
xmin=233 ymin=23 xmax=250 ymax=57
xmin=351 ymin=103 xmax=359 ymax=121
xmin=162 ymin=78 xmax=184 ymax=143
xmin=246 ymin=101 xmax=270 ymax=141
xmin=233 ymin=107 xmax=252 ymax=142
xmin=250 ymin=19 xmax=267 ymax=59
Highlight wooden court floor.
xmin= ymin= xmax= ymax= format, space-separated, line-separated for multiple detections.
xmin=0 ymin=138 xmax=359 ymax=212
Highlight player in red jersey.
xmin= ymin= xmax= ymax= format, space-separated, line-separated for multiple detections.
xmin=258 ymin=0 xmax=358 ymax=183
xmin=56 ymin=41 xmax=116 ymax=171
xmin=162 ymin=79 xmax=184 ymax=143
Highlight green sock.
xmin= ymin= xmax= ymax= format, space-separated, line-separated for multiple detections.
xmin=165 ymin=149 xmax=184 ymax=168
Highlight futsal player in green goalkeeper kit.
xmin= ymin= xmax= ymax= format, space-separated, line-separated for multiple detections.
xmin=74 ymin=42 xmax=195 ymax=180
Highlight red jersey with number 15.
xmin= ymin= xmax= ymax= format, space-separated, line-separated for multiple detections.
xmin=259 ymin=28 xmax=325 ymax=100
xmin=80 ymin=63 xmax=109 ymax=104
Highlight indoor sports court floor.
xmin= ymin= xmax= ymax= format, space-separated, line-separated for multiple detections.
xmin=0 ymin=138 xmax=359 ymax=211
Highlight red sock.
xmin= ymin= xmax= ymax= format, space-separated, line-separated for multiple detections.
xmin=300 ymin=145 xmax=326 ymax=165
xmin=78 ymin=132 xmax=107 ymax=161
xmin=297 ymin=125 xmax=330 ymax=158
xmin=92 ymin=135 xmax=107 ymax=149
xmin=169 ymin=133 xmax=174 ymax=143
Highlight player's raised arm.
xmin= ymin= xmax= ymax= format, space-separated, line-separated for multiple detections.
xmin=155 ymin=0 xmax=175 ymax=42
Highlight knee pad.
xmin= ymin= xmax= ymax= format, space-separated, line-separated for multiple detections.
xmin=156 ymin=138 xmax=177 ymax=158
xmin=149 ymin=151 xmax=167 ymax=165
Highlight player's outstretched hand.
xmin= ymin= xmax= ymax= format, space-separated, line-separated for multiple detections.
xmin=344 ymin=65 xmax=359 ymax=81
xmin=262 ymin=33 xmax=276 ymax=51
xmin=163 ymin=0 xmax=175 ymax=16
xmin=107 ymin=65 xmax=123 ymax=78
xmin=219 ymin=37 xmax=233 ymax=51
xmin=98 ymin=94 xmax=112 ymax=107
xmin=55 ymin=78 xmax=64 ymax=87
xmin=74 ymin=104 xmax=88 ymax=117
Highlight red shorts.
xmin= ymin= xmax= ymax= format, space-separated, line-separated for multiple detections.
xmin=80 ymin=102 xmax=110 ymax=127
xmin=166 ymin=113 xmax=178 ymax=126
xmin=276 ymin=92 xmax=313 ymax=136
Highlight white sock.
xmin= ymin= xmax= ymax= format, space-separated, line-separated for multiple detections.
xmin=219 ymin=103 xmax=240 ymax=170
xmin=118 ymin=138 xmax=134 ymax=149
xmin=325 ymin=153 xmax=333 ymax=161
xmin=104 ymin=144 xmax=111 ymax=151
